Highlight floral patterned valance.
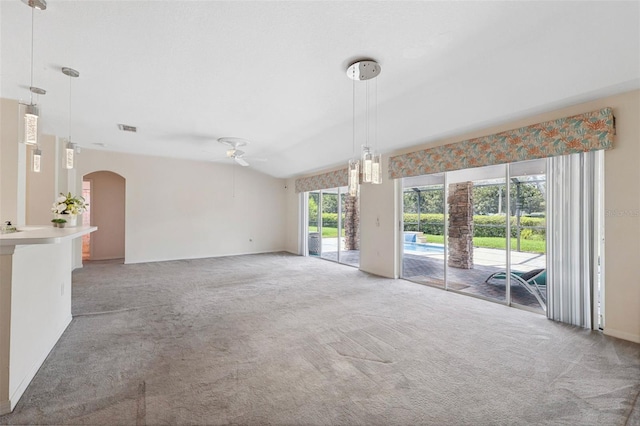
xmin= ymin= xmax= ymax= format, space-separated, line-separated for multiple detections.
xmin=388 ymin=107 xmax=614 ymax=179
xmin=295 ymin=168 xmax=348 ymax=193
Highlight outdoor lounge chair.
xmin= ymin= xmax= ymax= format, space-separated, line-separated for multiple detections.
xmin=484 ymin=268 xmax=547 ymax=311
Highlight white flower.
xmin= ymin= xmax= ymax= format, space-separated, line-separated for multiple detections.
xmin=51 ymin=193 xmax=87 ymax=217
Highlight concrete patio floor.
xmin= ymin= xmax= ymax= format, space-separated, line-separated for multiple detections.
xmin=314 ymin=238 xmax=546 ymax=312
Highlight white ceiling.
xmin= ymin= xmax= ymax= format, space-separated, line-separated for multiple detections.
xmin=2 ymin=1 xmax=638 ymax=178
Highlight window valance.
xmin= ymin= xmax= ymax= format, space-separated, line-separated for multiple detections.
xmin=295 ymin=168 xmax=348 ymax=193
xmin=388 ymin=107 xmax=614 ymax=179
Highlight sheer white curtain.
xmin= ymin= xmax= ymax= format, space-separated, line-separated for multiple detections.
xmin=546 ymin=151 xmax=603 ymax=329
xmin=298 ymin=193 xmax=309 ymax=256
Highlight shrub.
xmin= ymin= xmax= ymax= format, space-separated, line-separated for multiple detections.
xmin=309 ymin=213 xmax=339 ymax=228
xmin=402 ymin=213 xmax=545 ymax=239
xmin=315 ymin=212 xmax=546 ymax=239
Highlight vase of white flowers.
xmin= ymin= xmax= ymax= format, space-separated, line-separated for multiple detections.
xmin=51 ymin=192 xmax=88 ymax=227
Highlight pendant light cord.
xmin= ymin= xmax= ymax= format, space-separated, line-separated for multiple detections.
xmin=30 ymin=7 xmax=34 ymax=104
xmin=365 ymin=80 xmax=369 ymax=148
xmin=375 ymin=78 xmax=378 ymax=151
xmin=352 ymin=68 xmax=355 ymax=156
xmin=68 ymin=75 xmax=72 ymax=143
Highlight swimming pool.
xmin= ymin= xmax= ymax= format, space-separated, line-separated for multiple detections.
xmin=403 ymin=242 xmax=445 ymax=254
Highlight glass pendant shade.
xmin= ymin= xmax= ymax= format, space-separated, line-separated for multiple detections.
xmin=348 ymin=159 xmax=359 ymax=197
xmin=362 ymin=146 xmax=373 ymax=183
xmin=64 ymin=142 xmax=75 ymax=169
xmin=371 ymin=153 xmax=382 ymax=185
xmin=23 ymin=104 xmax=39 ymax=145
xmin=32 ymin=147 xmax=42 ymax=172
xmin=62 ymin=67 xmax=80 ymax=170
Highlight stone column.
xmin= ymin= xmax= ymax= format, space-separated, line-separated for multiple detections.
xmin=343 ymin=195 xmax=360 ymax=250
xmin=448 ymin=182 xmax=473 ymax=269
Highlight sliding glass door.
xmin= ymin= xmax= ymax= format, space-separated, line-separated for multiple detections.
xmin=306 ymin=187 xmax=359 ymax=267
xmin=339 ymin=187 xmax=360 ymax=266
xmin=320 ymin=189 xmax=339 ymax=261
xmin=401 ymin=159 xmax=548 ymax=313
xmin=447 ymin=164 xmax=507 ymax=303
xmin=308 ymin=191 xmax=321 ymax=256
xmin=401 ymin=174 xmax=446 ymax=288
xmin=509 ymin=160 xmax=547 ymax=312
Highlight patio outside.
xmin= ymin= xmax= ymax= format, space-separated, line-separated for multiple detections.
xmin=307 ymin=159 xmax=548 ymax=313
xmin=401 ymin=161 xmax=547 ymax=312
xmin=402 ymin=242 xmax=546 ymax=311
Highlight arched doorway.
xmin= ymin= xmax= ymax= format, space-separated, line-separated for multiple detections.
xmin=82 ymin=171 xmax=126 ymax=263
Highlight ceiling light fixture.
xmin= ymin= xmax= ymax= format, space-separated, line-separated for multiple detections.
xmin=21 ymin=0 xmax=47 ymax=10
xmin=218 ymin=137 xmax=251 ymax=167
xmin=347 ymin=59 xmax=382 ymax=196
xmin=62 ymin=67 xmax=80 ymax=169
xmin=21 ymin=0 xmax=46 ymax=147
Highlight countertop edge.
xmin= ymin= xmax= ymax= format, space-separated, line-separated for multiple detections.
xmin=0 ymin=226 xmax=98 ymax=247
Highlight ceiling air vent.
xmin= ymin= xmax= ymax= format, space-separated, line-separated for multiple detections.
xmin=117 ymin=124 xmax=137 ymax=133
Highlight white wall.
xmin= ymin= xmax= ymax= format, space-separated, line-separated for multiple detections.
xmin=284 ymin=178 xmax=299 ymax=254
xmin=600 ymin=91 xmax=640 ymax=343
xmin=25 ymin=134 xmax=56 ymax=225
xmin=0 ymin=98 xmax=25 ymax=226
xmin=358 ymin=174 xmax=399 ymax=278
xmin=1 ymin=242 xmax=73 ymax=412
xmin=77 ymin=150 xmax=287 ymax=264
xmin=288 ymin=89 xmax=640 ymax=343
xmin=0 ymin=98 xmax=57 ymax=225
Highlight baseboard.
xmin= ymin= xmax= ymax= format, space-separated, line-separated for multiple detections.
xmin=359 ymin=263 xmax=396 ymax=279
xmin=124 ymin=250 xmax=292 ymax=265
xmin=8 ymin=315 xmax=72 ymax=412
xmin=90 ymin=256 xmax=125 ymax=261
xmin=0 ymin=399 xmax=11 ymax=415
xmin=604 ymin=327 xmax=640 ymax=344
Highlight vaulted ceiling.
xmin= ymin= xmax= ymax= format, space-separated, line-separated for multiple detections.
xmin=2 ymin=1 xmax=638 ymax=178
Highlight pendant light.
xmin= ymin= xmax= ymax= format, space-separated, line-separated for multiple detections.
xmin=348 ymin=159 xmax=359 ymax=197
xmin=21 ymin=0 xmax=47 ymax=147
xmin=347 ymin=59 xmax=382 ymax=196
xmin=62 ymin=67 xmax=79 ymax=169
xmin=31 ymin=147 xmax=42 ymax=172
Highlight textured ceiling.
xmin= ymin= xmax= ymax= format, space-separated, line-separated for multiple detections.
xmin=1 ymin=1 xmax=638 ymax=178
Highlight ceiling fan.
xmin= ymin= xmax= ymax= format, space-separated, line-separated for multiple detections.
xmin=218 ymin=137 xmax=253 ymax=167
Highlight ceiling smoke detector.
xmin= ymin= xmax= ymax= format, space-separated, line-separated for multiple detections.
xmin=117 ymin=124 xmax=137 ymax=132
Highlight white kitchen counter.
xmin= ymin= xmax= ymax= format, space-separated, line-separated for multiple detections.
xmin=0 ymin=225 xmax=97 ymax=250
xmin=0 ymin=224 xmax=97 ymax=414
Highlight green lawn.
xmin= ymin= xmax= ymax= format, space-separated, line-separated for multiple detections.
xmin=308 ymin=228 xmax=545 ymax=254
xmin=422 ymin=234 xmax=545 ymax=253
xmin=308 ymin=226 xmax=341 ymax=238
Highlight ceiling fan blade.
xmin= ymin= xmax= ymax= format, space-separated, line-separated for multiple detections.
xmin=235 ymin=157 xmax=250 ymax=167
xmin=218 ymin=137 xmax=249 ymax=150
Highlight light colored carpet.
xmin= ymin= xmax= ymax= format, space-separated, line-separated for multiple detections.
xmin=1 ymin=252 xmax=638 ymax=425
